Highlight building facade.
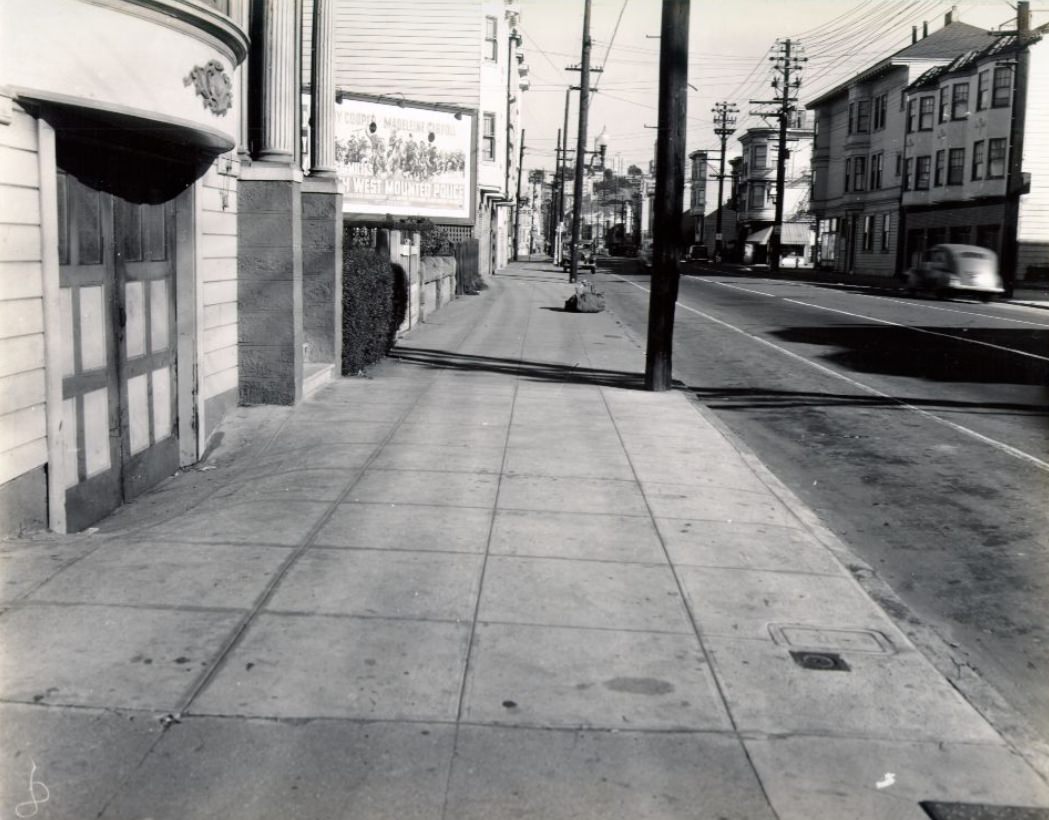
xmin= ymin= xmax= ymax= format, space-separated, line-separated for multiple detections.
xmin=900 ymin=24 xmax=1049 ymax=284
xmin=1 ymin=0 xmax=344 ymax=535
xmin=735 ymin=122 xmax=815 ymax=265
xmin=808 ymin=14 xmax=997 ymax=276
xmin=323 ymin=0 xmax=528 ymax=276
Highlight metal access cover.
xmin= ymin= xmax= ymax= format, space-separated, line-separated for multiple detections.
xmin=920 ymin=802 xmax=1049 ymax=820
xmin=790 ymin=650 xmax=850 ymax=671
xmin=769 ymin=624 xmax=896 ymax=655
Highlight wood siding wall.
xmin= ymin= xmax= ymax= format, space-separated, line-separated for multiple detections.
xmin=311 ymin=0 xmax=481 ymax=106
xmin=1018 ymin=37 xmax=1049 ymax=278
xmin=0 ymin=105 xmax=47 ymax=488
xmin=199 ymin=155 xmax=240 ymax=407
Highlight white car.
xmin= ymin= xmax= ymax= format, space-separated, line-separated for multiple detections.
xmin=905 ymin=244 xmax=1004 ymax=301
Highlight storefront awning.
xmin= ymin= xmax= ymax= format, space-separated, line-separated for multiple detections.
xmin=745 ymin=223 xmax=813 ymax=245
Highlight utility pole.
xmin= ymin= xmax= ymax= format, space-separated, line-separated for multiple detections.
xmin=551 ymin=127 xmax=562 ymax=255
xmin=513 ymin=129 xmax=525 ymax=261
xmin=559 ymin=87 xmax=573 ymax=261
xmin=644 ymin=0 xmax=689 ymax=391
xmin=712 ymin=101 xmax=738 ymax=262
xmin=569 ymin=0 xmax=593 ymax=284
xmin=996 ymin=0 xmax=1031 ymax=296
xmin=752 ymin=38 xmax=805 ymax=272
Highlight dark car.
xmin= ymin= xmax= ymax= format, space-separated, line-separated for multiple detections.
xmin=684 ymin=244 xmax=710 ymax=263
xmin=561 ymin=242 xmax=596 ymax=272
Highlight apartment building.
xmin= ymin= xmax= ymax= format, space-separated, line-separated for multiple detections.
xmin=900 ymin=19 xmax=1049 ymax=284
xmin=808 ymin=13 xmax=996 ymax=276
xmin=321 ymin=0 xmax=529 ymax=276
xmin=735 ymin=122 xmax=815 ymax=265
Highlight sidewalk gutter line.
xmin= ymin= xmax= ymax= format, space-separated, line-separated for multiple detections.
xmin=573 ymin=318 xmax=783 ymax=820
xmin=439 ymin=275 xmax=532 ymax=820
xmin=613 ymin=275 xmax=1049 ymax=475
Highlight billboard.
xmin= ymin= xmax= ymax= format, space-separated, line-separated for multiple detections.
xmin=334 ymin=93 xmax=476 ymax=225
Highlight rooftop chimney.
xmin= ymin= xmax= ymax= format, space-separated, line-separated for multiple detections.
xmin=944 ymin=5 xmax=956 ymax=25
xmin=912 ymin=25 xmax=918 ymax=44
xmin=923 ymin=20 xmax=929 ymax=38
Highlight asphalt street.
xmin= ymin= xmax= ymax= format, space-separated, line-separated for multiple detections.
xmin=596 ymin=259 xmax=1049 ymax=743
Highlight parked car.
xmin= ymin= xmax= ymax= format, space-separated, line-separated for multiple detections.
xmin=684 ymin=244 xmax=710 ymax=263
xmin=905 ymin=244 xmax=1003 ymax=301
xmin=560 ymin=241 xmax=596 ymax=272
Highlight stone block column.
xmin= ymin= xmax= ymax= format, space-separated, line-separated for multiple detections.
xmin=238 ymin=0 xmax=303 ymax=405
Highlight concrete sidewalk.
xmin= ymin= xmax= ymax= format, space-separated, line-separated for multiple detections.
xmin=2 ymin=259 xmax=1048 ymax=819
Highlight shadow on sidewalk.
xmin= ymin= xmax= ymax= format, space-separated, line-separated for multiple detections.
xmin=390 ymin=346 xmax=645 ymax=389
xmin=691 ymin=385 xmax=1049 ymax=416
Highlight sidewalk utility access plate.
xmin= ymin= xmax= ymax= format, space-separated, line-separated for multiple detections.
xmin=790 ymin=650 xmax=850 ymax=671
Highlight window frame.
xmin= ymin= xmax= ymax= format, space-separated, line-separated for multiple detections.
xmin=934 ymin=149 xmax=945 ymax=187
xmin=844 ymin=157 xmax=851 ymax=192
xmin=992 ymin=66 xmax=1013 ymax=108
xmin=484 ymin=16 xmax=498 ymax=62
xmin=863 ymin=214 xmax=874 ymax=252
xmin=987 ymin=137 xmax=1007 ymax=178
xmin=853 ymin=155 xmax=866 ymax=192
xmin=947 ymin=147 xmax=965 ymax=186
xmin=951 ymin=82 xmax=969 ymax=120
xmin=752 ymin=143 xmax=767 ymax=171
xmin=939 ymin=87 xmax=950 ymax=123
xmin=482 ymin=111 xmax=497 ymax=161
xmin=904 ymin=157 xmax=913 ymax=190
xmin=976 ymin=70 xmax=990 ymax=111
xmin=915 ymin=155 xmax=931 ymax=190
xmin=856 ymin=99 xmax=870 ymax=133
xmin=881 ymin=213 xmax=891 ymax=252
xmin=918 ymin=96 xmax=935 ymax=131
xmin=972 ymin=139 xmax=985 ymax=180
xmin=748 ymin=181 xmax=766 ymax=210
xmin=870 ymin=152 xmax=883 ymax=190
xmin=906 ymin=98 xmax=917 ymax=133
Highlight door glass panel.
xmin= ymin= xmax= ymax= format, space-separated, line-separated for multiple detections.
xmin=125 ymin=281 xmax=146 ymax=358
xmin=63 ymin=397 xmax=79 ymax=489
xmin=150 ymin=280 xmax=169 ymax=351
xmin=127 ymin=373 xmax=150 ymax=454
xmin=59 ymin=287 xmax=75 ymax=377
xmin=57 ymin=173 xmax=70 ymax=265
xmin=83 ymin=388 xmax=111 ymax=477
xmin=120 ymin=201 xmax=143 ymax=262
xmin=79 ymin=285 xmax=107 ymax=371
xmin=74 ymin=183 xmax=103 ymax=265
xmin=152 ymin=366 xmax=171 ymax=441
xmin=147 ymin=204 xmax=167 ymax=261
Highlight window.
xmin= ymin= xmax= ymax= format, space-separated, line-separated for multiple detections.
xmin=848 ymin=103 xmax=854 ymax=135
xmin=881 ymin=213 xmax=891 ymax=252
xmin=895 ymin=152 xmax=902 ymax=177
xmin=934 ymin=150 xmax=945 ymax=186
xmin=988 ymin=137 xmax=1006 ymax=178
xmin=918 ymin=96 xmax=935 ymax=130
xmin=915 ymin=155 xmax=931 ymax=190
xmin=947 ymin=148 xmax=965 ymax=185
xmin=749 ymin=182 xmax=766 ymax=209
xmin=904 ymin=157 xmax=913 ymax=190
xmin=939 ymin=87 xmax=950 ymax=123
xmin=870 ymin=152 xmax=883 ymax=190
xmin=873 ymin=93 xmax=888 ymax=130
xmin=482 ymin=112 xmax=496 ymax=161
xmin=972 ymin=140 xmax=985 ymax=180
xmin=484 ymin=16 xmax=498 ymax=61
xmin=906 ymin=99 xmax=917 ymax=133
xmin=853 ymin=156 xmax=866 ymax=191
xmin=992 ymin=66 xmax=1013 ymax=107
xmin=752 ymin=144 xmax=767 ymax=170
xmin=844 ymin=158 xmax=851 ymax=192
xmin=863 ymin=214 xmax=874 ymax=251
xmin=951 ymin=83 xmax=969 ymax=119
xmin=856 ymin=100 xmax=870 ymax=133
xmin=977 ymin=70 xmax=990 ymax=110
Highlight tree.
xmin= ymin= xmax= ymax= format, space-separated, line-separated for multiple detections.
xmin=627 ymin=164 xmax=644 ymax=177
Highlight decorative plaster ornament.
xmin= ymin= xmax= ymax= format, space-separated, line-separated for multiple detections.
xmin=184 ymin=60 xmax=233 ymax=116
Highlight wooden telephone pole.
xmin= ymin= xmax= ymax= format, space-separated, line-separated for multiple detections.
xmin=712 ymin=101 xmax=738 ymax=262
xmin=644 ymin=0 xmax=689 ymax=391
xmin=569 ymin=0 xmax=593 ymax=284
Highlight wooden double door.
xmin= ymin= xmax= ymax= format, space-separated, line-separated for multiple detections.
xmin=58 ymin=171 xmax=180 ymax=531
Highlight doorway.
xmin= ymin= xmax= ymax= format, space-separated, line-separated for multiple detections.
xmin=58 ymin=171 xmax=180 ymax=531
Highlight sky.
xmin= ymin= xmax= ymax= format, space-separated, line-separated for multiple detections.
xmin=515 ymin=0 xmax=1049 ymax=179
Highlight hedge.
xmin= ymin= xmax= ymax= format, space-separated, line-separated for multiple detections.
xmin=341 ymin=247 xmax=406 ymax=375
